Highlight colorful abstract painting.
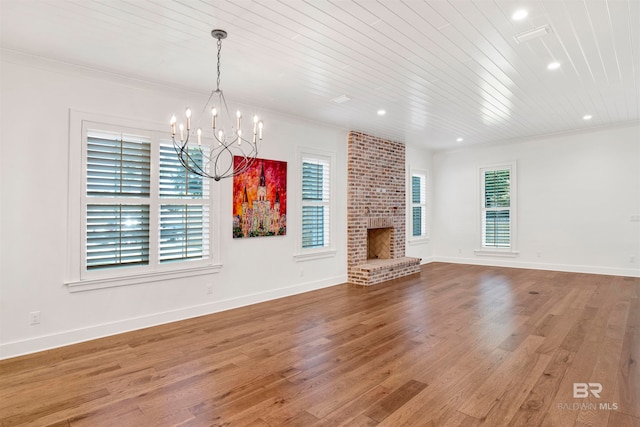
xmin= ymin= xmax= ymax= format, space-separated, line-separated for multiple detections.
xmin=233 ymin=157 xmax=287 ymax=238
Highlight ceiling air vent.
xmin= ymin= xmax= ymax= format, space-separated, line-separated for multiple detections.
xmin=331 ymin=94 xmax=351 ymax=104
xmin=514 ymin=25 xmax=550 ymax=43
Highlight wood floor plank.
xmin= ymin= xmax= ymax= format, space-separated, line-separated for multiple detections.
xmin=459 ymin=334 xmax=548 ymax=419
xmin=615 ymin=295 xmax=640 ymax=418
xmin=0 ymin=263 xmax=637 ymax=426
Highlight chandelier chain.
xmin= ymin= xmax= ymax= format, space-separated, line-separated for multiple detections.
xmin=216 ymin=37 xmax=222 ymax=92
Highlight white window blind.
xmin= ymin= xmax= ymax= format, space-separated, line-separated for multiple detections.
xmin=86 ymin=131 xmax=151 ymax=270
xmin=301 ymin=157 xmax=330 ymax=249
xmin=159 ymin=205 xmax=209 ymax=262
xmin=482 ymin=168 xmax=511 ymax=248
xmin=84 ymin=132 xmax=211 ymax=272
xmin=87 ymin=132 xmax=150 ymax=197
xmin=86 ymin=204 xmax=150 ymax=269
xmin=158 ymin=143 xmax=210 ymax=263
xmin=159 ymin=144 xmax=206 ymax=198
xmin=411 ymin=173 xmax=427 ymax=237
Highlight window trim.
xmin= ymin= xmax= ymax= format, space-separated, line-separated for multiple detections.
xmin=475 ymin=161 xmax=518 ymax=257
xmin=293 ymin=147 xmax=336 ymax=262
xmin=408 ymin=168 xmax=429 ymax=243
xmin=66 ymin=110 xmax=221 ymax=292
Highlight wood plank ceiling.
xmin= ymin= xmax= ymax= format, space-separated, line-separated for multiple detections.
xmin=1 ymin=0 xmax=638 ymax=149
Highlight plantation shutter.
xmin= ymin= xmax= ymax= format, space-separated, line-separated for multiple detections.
xmin=86 ymin=205 xmax=150 ymax=269
xmin=159 ymin=205 xmax=209 ymax=262
xmin=158 ymin=143 xmax=209 ymax=262
xmin=86 ymin=131 xmax=151 ymax=270
xmin=411 ymin=174 xmax=426 ymax=237
xmin=483 ymin=169 xmax=511 ymax=247
xmin=159 ymin=144 xmax=205 ymax=198
xmin=302 ymin=158 xmax=330 ymax=248
xmin=87 ymin=133 xmax=150 ymax=197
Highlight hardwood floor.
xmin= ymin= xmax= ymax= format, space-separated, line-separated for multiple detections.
xmin=1 ymin=263 xmax=638 ymax=426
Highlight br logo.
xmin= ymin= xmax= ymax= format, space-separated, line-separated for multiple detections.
xmin=573 ymin=383 xmax=602 ymax=398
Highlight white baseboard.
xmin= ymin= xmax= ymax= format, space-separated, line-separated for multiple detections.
xmin=0 ymin=275 xmax=347 ymax=360
xmin=419 ymin=256 xmax=436 ymax=265
xmin=430 ymin=256 xmax=640 ymax=278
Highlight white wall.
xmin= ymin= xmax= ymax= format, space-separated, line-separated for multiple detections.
xmin=405 ymin=144 xmax=434 ymax=263
xmin=432 ymin=124 xmax=640 ymax=277
xmin=0 ymin=53 xmax=348 ymax=358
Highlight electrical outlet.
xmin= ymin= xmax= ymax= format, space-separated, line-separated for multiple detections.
xmin=206 ymin=285 xmax=213 ymax=295
xmin=631 ymin=256 xmax=637 ymax=264
xmin=29 ymin=311 xmax=41 ymax=325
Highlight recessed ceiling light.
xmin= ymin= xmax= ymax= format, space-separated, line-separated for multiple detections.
xmin=456 ymin=137 xmax=464 ymax=142
xmin=547 ymin=61 xmax=560 ymax=70
xmin=512 ymin=9 xmax=528 ymax=21
xmin=377 ymin=109 xmax=386 ymax=116
xmin=583 ymin=114 xmax=593 ymax=120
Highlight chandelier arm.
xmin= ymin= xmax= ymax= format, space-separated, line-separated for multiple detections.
xmin=218 ymin=90 xmax=233 ymax=130
xmin=214 ymin=140 xmax=238 ymax=180
xmin=189 ymin=146 xmax=211 ymax=177
xmin=193 ymin=90 xmax=218 ymax=131
xmin=173 ymin=140 xmax=210 ymax=178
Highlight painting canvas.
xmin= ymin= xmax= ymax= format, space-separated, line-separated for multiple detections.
xmin=233 ymin=156 xmax=287 ymax=238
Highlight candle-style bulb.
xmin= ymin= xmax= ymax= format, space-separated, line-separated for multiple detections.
xmin=185 ymin=108 xmax=191 ymax=130
xmin=179 ymin=123 xmax=184 ymax=142
xmin=197 ymin=128 xmax=202 ymax=145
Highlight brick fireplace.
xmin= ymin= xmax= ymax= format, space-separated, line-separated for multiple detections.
xmin=347 ymin=132 xmax=421 ymax=285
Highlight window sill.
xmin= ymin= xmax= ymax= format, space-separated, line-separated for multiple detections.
xmin=293 ymin=249 xmax=337 ymax=262
xmin=474 ymin=249 xmax=519 ymax=258
xmin=408 ymin=237 xmax=430 ymax=246
xmin=66 ymin=263 xmax=222 ymax=293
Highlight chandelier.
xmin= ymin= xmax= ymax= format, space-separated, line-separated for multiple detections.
xmin=170 ymin=29 xmax=264 ymax=181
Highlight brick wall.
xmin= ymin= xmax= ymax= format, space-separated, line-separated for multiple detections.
xmin=347 ymin=131 xmax=407 ymax=282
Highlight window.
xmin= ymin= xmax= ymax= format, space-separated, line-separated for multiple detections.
xmin=158 ymin=144 xmax=209 ymax=263
xmin=295 ymin=149 xmax=336 ymax=260
xmin=479 ymin=163 xmax=517 ymax=253
xmin=86 ymin=131 xmax=152 ymax=270
xmin=302 ymin=157 xmax=330 ymax=248
xmin=85 ymin=130 xmax=210 ymax=270
xmin=410 ymin=172 xmax=427 ymax=238
xmin=66 ymin=111 xmax=219 ymax=291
